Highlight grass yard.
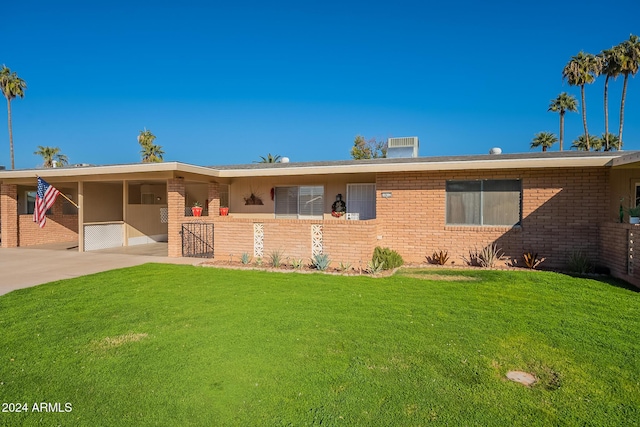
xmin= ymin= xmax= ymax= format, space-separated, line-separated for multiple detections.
xmin=0 ymin=265 xmax=639 ymax=426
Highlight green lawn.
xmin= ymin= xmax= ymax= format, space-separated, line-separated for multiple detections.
xmin=0 ymin=266 xmax=638 ymax=426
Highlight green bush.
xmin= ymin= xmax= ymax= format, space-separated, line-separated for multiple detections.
xmin=372 ymin=247 xmax=404 ymax=270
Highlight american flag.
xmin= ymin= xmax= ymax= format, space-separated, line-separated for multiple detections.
xmin=33 ymin=177 xmax=60 ymax=228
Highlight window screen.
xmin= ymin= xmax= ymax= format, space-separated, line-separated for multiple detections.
xmin=347 ymin=183 xmax=376 ymax=220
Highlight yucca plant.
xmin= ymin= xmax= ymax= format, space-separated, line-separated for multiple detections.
xmin=290 ymin=258 xmax=304 ymax=270
xmin=268 ymin=249 xmax=285 ymax=268
xmin=568 ymin=249 xmax=592 ymax=274
xmin=337 ymin=261 xmax=352 ymax=272
xmin=479 ymin=244 xmax=503 ymax=267
xmin=254 ymin=257 xmax=263 ymax=267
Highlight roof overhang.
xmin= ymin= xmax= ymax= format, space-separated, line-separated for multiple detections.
xmin=0 ymin=152 xmax=629 ymax=183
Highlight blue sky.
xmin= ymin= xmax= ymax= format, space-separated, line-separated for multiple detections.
xmin=2 ymin=0 xmax=639 ymax=168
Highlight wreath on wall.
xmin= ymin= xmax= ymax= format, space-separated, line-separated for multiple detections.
xmin=331 ymin=194 xmax=346 ymax=217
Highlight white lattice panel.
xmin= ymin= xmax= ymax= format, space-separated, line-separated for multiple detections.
xmin=84 ymin=223 xmax=123 ymax=251
xmin=254 ymin=223 xmax=264 ymax=258
xmin=160 ymin=208 xmax=168 ymax=223
xmin=629 ymin=229 xmax=635 ymax=275
xmin=311 ymin=224 xmax=323 ymax=256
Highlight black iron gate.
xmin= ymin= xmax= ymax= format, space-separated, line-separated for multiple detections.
xmin=181 ymin=223 xmax=214 ymax=258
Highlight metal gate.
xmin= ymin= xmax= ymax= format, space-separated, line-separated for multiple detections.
xmin=181 ymin=223 xmax=214 ymax=258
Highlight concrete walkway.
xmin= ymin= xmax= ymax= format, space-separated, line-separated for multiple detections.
xmin=0 ymin=247 xmax=204 ymax=296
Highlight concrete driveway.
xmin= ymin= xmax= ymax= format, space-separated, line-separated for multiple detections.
xmin=0 ymin=247 xmax=203 ymax=296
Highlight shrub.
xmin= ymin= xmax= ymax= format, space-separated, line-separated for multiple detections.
xmin=372 ymin=247 xmax=404 ymax=270
xmin=254 ymin=257 xmax=263 ymax=267
xmin=429 ymin=250 xmax=450 ymax=265
xmin=240 ymin=252 xmax=252 ymax=265
xmin=290 ymin=258 xmax=304 ymax=270
xmin=312 ymin=254 xmax=331 ymax=271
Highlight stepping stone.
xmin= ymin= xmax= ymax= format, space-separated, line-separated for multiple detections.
xmin=506 ymin=371 xmax=536 ymax=386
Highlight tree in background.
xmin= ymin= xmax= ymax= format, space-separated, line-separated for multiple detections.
xmin=137 ymin=128 xmax=164 ymax=163
xmin=256 ymin=153 xmax=281 ymax=163
xmin=600 ymin=133 xmax=620 ymax=151
xmin=599 ymin=46 xmax=621 ymax=151
xmin=571 ymin=134 xmax=602 ymax=151
xmin=530 ymin=132 xmax=558 ymax=152
xmin=34 ymin=146 xmax=69 ymax=168
xmin=562 ymin=52 xmax=602 ymax=150
xmin=617 ymin=34 xmax=640 ymax=149
xmin=0 ymin=66 xmax=27 ymax=170
xmin=547 ymin=92 xmax=578 ymax=151
xmin=350 ymin=135 xmax=387 ymax=160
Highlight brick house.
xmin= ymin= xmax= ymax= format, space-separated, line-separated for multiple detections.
xmin=1 ymin=150 xmax=640 ymax=285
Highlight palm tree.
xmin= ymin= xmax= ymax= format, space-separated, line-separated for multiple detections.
xmin=256 ymin=153 xmax=281 ymax=163
xmin=34 ymin=146 xmax=69 ymax=167
xmin=600 ymin=133 xmax=620 ymax=151
xmin=617 ymin=34 xmax=640 ymax=149
xmin=0 ymin=66 xmax=27 ymax=170
xmin=530 ymin=132 xmax=558 ymax=152
xmin=137 ymin=128 xmax=164 ymax=162
xmin=571 ymin=134 xmax=602 ymax=151
xmin=599 ymin=47 xmax=622 ymax=151
xmin=140 ymin=144 xmax=165 ymax=163
xmin=562 ymin=52 xmax=602 ymax=150
xmin=548 ymin=93 xmax=578 ymax=151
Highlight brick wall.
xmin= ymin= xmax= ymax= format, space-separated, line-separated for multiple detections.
xmin=168 ymin=178 xmax=186 ymax=257
xmin=376 ymin=167 xmax=610 ymax=268
xmin=18 ymin=197 xmax=78 ymax=247
xmin=1 ymin=184 xmax=18 ymax=248
xmin=599 ymin=222 xmax=640 ymax=287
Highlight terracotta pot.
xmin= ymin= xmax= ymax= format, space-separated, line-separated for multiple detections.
xmin=192 ymin=206 xmax=203 ymax=217
xmin=219 ymin=207 xmax=229 ymax=216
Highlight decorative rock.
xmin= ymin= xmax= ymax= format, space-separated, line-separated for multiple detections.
xmin=506 ymin=371 xmax=536 ymax=386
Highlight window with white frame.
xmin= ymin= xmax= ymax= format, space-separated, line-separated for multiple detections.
xmin=346 ymin=183 xmax=376 ymax=220
xmin=446 ymin=179 xmax=521 ymax=226
xmin=275 ymin=186 xmax=324 ymax=219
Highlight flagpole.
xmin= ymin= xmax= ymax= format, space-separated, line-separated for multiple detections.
xmin=36 ymin=175 xmax=80 ymax=209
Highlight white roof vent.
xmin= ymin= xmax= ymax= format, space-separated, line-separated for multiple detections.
xmin=387 ymin=137 xmax=419 ymax=158
xmin=280 ymin=157 xmax=290 ymax=163
xmin=489 ymin=147 xmax=502 ymax=155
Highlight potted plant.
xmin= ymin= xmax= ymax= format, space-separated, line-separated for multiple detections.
xmin=219 ymin=205 xmax=229 ymax=216
xmin=628 ymin=206 xmax=640 ymax=224
xmin=192 ymin=201 xmax=203 ymax=217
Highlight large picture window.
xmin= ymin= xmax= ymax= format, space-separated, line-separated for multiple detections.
xmin=275 ymin=186 xmax=324 ymax=219
xmin=446 ymin=180 xmax=521 ymax=226
xmin=346 ymin=183 xmax=376 ymax=220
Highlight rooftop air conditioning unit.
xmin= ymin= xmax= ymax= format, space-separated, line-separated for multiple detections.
xmin=387 ymin=137 xmax=419 ymax=158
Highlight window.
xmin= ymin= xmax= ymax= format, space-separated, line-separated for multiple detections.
xmin=275 ymin=186 xmax=324 ymax=219
xmin=347 ymin=183 xmax=376 ymax=220
xmin=446 ymin=180 xmax=521 ymax=226
xmin=25 ymin=191 xmax=53 ymax=215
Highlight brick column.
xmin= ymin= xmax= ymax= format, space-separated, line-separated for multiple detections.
xmin=167 ymin=178 xmax=185 ymax=257
xmin=208 ymin=182 xmax=220 ymax=215
xmin=1 ymin=184 xmax=19 ymax=248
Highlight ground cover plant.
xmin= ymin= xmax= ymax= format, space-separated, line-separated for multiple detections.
xmin=0 ymin=266 xmax=638 ymax=426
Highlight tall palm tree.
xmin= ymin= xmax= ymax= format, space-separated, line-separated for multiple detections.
xmin=530 ymin=132 xmax=558 ymax=152
xmin=34 ymin=146 xmax=68 ymax=167
xmin=562 ymin=52 xmax=602 ymax=151
xmin=571 ymin=134 xmax=602 ymax=151
xmin=548 ymin=93 xmax=578 ymax=151
xmin=137 ymin=128 xmax=156 ymax=147
xmin=256 ymin=153 xmax=281 ymax=163
xmin=617 ymin=34 xmax=640 ymax=149
xmin=0 ymin=66 xmax=27 ymax=170
xmin=599 ymin=47 xmax=622 ymax=151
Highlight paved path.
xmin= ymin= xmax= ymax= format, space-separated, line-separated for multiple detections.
xmin=0 ymin=247 xmax=202 ymax=296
